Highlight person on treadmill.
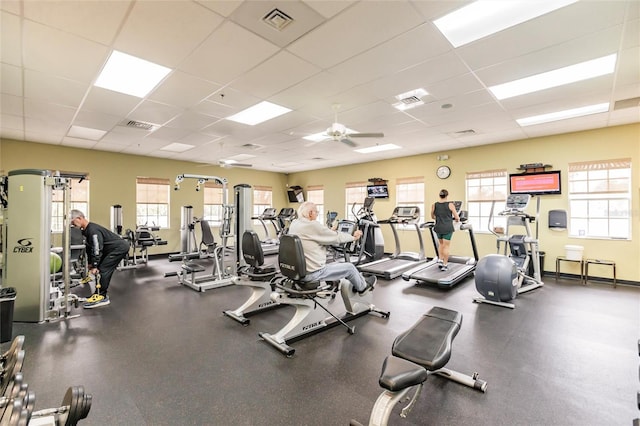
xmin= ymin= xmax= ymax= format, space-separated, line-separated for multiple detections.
xmin=431 ymin=189 xmax=460 ymax=271
xmin=289 ymin=201 xmax=376 ymax=294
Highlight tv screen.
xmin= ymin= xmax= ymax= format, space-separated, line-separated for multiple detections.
xmin=509 ymin=170 xmax=561 ymax=195
xmin=287 ymin=188 xmax=304 ymax=203
xmin=367 ymin=184 xmax=389 ymax=199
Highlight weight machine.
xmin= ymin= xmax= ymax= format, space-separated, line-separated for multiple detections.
xmin=165 ymin=174 xmax=236 ymax=292
xmin=1 ymin=169 xmax=86 ymax=322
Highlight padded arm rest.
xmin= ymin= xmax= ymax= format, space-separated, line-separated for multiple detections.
xmin=392 ymin=307 xmax=461 ymax=371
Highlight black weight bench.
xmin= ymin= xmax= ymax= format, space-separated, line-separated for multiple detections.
xmin=352 ymin=307 xmax=486 ymax=426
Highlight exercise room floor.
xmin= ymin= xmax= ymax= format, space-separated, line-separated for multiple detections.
xmin=3 ymin=257 xmax=638 ymax=426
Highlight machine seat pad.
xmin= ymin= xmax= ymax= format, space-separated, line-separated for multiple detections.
xmin=247 ymin=266 xmax=277 ymax=281
xmin=182 ymin=262 xmax=206 ymax=273
xmin=378 ymin=355 xmax=428 ymax=392
xmin=391 ymin=307 xmax=461 ymax=371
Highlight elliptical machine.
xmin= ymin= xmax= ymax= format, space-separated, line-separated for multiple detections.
xmin=474 ymin=193 xmax=544 ymax=309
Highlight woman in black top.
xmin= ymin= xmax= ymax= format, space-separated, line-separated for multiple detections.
xmin=430 ymin=189 xmax=460 ymax=271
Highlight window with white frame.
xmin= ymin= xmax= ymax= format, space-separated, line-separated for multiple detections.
xmin=136 ymin=177 xmax=170 ymax=228
xmin=568 ymin=158 xmax=631 ymax=239
xmin=465 ymin=170 xmax=508 ymax=233
xmin=52 ymin=176 xmax=89 ymax=233
xmin=306 ymin=185 xmax=324 ymax=222
xmin=396 ymin=177 xmax=425 ymax=225
xmin=203 ymin=183 xmax=224 ymax=226
xmin=345 ymin=182 xmax=367 ymax=221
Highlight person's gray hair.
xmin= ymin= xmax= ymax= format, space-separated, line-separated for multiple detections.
xmin=70 ymin=209 xmax=85 ymax=220
xmin=297 ymin=201 xmax=316 ymax=219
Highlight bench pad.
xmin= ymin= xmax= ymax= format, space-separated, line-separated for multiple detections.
xmin=392 ymin=307 xmax=461 ymax=371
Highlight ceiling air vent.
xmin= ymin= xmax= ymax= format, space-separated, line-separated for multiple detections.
xmin=241 ymin=143 xmax=264 ymax=150
xmin=454 ymin=129 xmax=476 ymax=136
xmin=262 ymin=8 xmax=293 ymax=31
xmin=613 ymin=97 xmax=640 ymax=110
xmin=399 ymin=96 xmax=422 ymax=105
xmin=122 ymin=119 xmax=159 ymax=131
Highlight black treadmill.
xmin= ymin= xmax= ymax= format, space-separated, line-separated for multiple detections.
xmin=402 ymin=203 xmax=479 ymax=288
xmin=357 ymin=206 xmax=427 ymax=280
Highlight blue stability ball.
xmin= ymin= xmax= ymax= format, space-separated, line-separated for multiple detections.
xmin=475 ymin=254 xmax=518 ymax=302
xmin=50 ymin=252 xmax=63 ymax=274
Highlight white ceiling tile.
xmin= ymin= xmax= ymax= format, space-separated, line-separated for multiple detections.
xmin=73 ymin=110 xmax=122 ymax=132
xmin=0 ymin=64 xmax=22 ymax=96
xmin=165 ymin=111 xmax=218 ymax=131
xmin=149 ymin=71 xmax=222 ymax=109
xmin=23 ymin=20 xmax=109 ymax=83
xmin=195 ymin=0 xmax=242 ymax=18
xmin=114 ymin=1 xmax=224 ymax=67
xmin=229 ymin=51 xmax=320 ymax=99
xmin=287 ymin=1 xmax=425 ymax=68
xmin=23 ymin=0 xmax=130 ymax=45
xmin=179 ymin=21 xmax=280 ymax=85
xmin=24 ymin=69 xmax=87 ymax=107
xmin=129 ymin=100 xmax=184 ymax=127
xmin=0 ymin=113 xmax=23 ymax=131
xmin=81 ymin=86 xmax=141 ymax=117
xmin=1 ymin=11 xmax=22 ymax=66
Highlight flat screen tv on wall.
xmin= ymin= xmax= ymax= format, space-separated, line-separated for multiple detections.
xmin=509 ymin=170 xmax=561 ymax=195
xmin=367 ymin=184 xmax=389 ymax=199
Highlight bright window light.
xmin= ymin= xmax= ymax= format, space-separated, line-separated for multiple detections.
xmin=434 ymin=0 xmax=577 ymax=48
xmin=94 ymin=51 xmax=171 ymax=98
xmin=355 ymin=144 xmax=401 ymax=154
xmin=226 ymin=101 xmax=291 ymax=125
xmin=490 ymin=54 xmax=617 ymax=100
xmin=516 ymin=103 xmax=609 ymax=126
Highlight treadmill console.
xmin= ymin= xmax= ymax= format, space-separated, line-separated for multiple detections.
xmin=390 ymin=206 xmax=420 ymax=223
xmin=505 ymin=194 xmax=531 ymax=211
xmin=262 ymin=207 xmax=277 ymax=219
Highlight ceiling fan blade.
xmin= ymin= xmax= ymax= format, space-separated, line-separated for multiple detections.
xmin=347 ymin=132 xmax=384 ymax=138
xmin=340 ymin=137 xmax=357 ymax=147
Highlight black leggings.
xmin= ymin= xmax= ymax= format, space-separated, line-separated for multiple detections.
xmin=97 ymin=242 xmax=129 ymax=295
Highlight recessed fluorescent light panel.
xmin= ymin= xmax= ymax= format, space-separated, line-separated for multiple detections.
xmin=434 ymin=0 xmax=577 ymax=48
xmin=517 ymin=103 xmax=609 ymax=127
xmin=355 ymin=144 xmax=401 ymax=154
xmin=67 ymin=125 xmax=107 ymax=141
xmin=226 ymin=101 xmax=291 ymax=125
xmin=393 ymin=88 xmax=429 ymax=111
xmin=490 ymin=54 xmax=617 ymax=100
xmin=94 ymin=51 xmax=171 ymax=98
xmin=160 ymin=142 xmax=195 ymax=153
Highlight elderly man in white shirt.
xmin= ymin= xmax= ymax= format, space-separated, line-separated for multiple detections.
xmin=288 ymin=201 xmax=376 ymax=294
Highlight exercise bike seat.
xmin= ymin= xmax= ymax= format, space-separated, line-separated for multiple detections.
xmin=379 ymin=355 xmax=428 ymax=392
xmin=391 ymin=306 xmax=461 ymax=371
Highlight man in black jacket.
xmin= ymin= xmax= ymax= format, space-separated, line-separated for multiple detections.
xmin=70 ymin=209 xmax=129 ymax=308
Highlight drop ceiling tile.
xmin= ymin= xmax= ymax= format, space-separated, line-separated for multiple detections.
xmin=1 ymin=94 xmax=22 ymax=116
xmin=287 ymin=1 xmax=425 ymax=68
xmin=0 ymin=64 xmax=22 ymax=96
xmin=195 ymin=0 xmax=242 ymax=18
xmin=129 ymin=100 xmax=184 ymax=127
xmin=23 ymin=0 xmax=129 ymax=45
xmin=303 ymin=0 xmax=354 ymax=19
xmin=165 ymin=111 xmax=218 ymax=131
xmin=23 ymin=20 xmax=108 ymax=83
xmin=1 ymin=11 xmax=22 ymax=66
xmin=0 ymin=113 xmax=23 ymax=131
xmin=81 ymin=86 xmax=141 ymax=117
xmin=229 ymin=51 xmax=320 ymax=99
xmin=149 ymin=71 xmax=222 ymax=109
xmin=24 ymin=69 xmax=87 ymax=107
xmin=114 ymin=1 xmax=224 ymax=67
xmin=179 ymin=21 xmax=280 ymax=85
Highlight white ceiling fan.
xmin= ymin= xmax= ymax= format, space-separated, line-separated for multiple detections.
xmin=321 ymin=104 xmax=384 ymax=147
